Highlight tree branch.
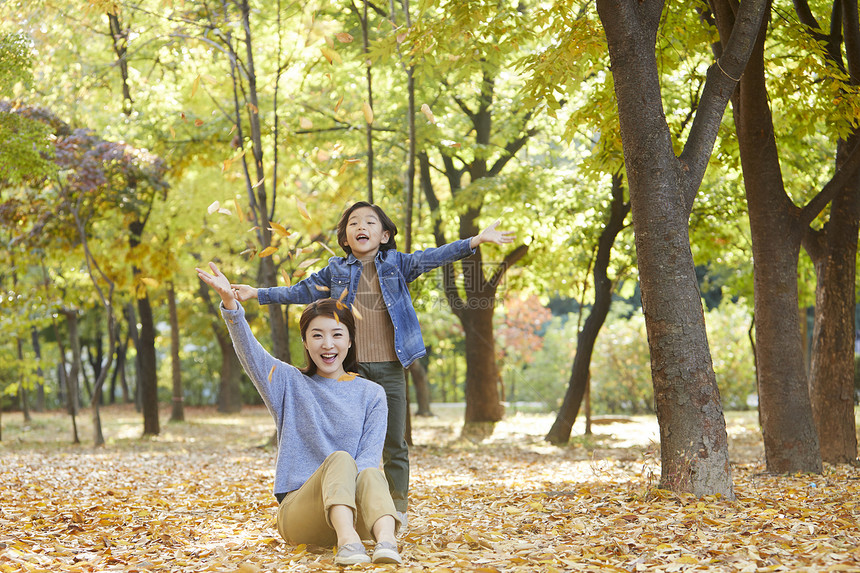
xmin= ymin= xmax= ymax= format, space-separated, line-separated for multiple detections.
xmin=799 ymin=137 xmax=860 ymax=227
xmin=679 ymin=0 xmax=769 ymax=213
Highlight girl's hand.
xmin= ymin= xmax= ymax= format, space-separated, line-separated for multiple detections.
xmin=472 ymin=219 xmax=515 ymax=248
xmin=196 ymin=262 xmax=238 ymax=310
xmin=230 ymin=284 xmax=258 ymax=302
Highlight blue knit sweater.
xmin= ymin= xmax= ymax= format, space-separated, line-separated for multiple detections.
xmin=221 ymin=303 xmax=388 ymax=496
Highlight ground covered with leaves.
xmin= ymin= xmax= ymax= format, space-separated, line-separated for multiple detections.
xmin=1 ymin=404 xmax=858 ymax=572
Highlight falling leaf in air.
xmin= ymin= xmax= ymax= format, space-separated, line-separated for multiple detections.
xmin=363 ymin=101 xmax=374 ymax=124
xmin=252 ymin=177 xmax=265 ymax=189
xmin=317 ymin=241 xmax=337 ymax=256
xmin=334 ymin=96 xmax=344 ymax=113
xmin=351 ymin=305 xmax=363 ymax=320
xmin=208 ymin=201 xmax=220 ymax=214
xmin=320 ymin=46 xmax=342 ymax=65
xmin=296 ymin=199 xmax=312 ymax=221
xmin=258 ymin=246 xmax=278 ymax=258
xmin=338 ymin=289 xmax=349 ymax=303
xmin=191 ymin=75 xmax=200 ymax=98
xmin=297 ymin=258 xmax=321 ymax=270
xmin=299 ymin=117 xmax=313 ymax=130
xmin=235 ymin=199 xmax=245 ymax=222
xmin=338 ymin=372 xmax=357 ymax=382
xmin=195 ymin=119 xmax=204 ymax=127
xmin=268 ymin=365 xmax=276 ymax=382
xmin=397 ymin=32 xmax=407 ymax=44
xmin=281 ymin=269 xmax=291 ymax=286
xmin=140 ymin=277 xmax=159 ymax=288
xmin=317 ymin=149 xmax=331 ymax=162
xmin=421 ymin=103 xmax=436 ymax=124
xmin=336 ymin=32 xmax=354 ymax=43
xmin=293 ymin=269 xmax=306 ymax=279
xmin=217 ymin=207 xmax=232 ymax=216
xmin=315 ymin=285 xmax=331 ymax=292
xmin=442 ymin=139 xmax=462 ymax=149
xmin=269 ymin=221 xmax=290 ymax=237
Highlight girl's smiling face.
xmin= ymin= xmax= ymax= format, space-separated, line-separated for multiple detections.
xmin=344 ymin=206 xmax=391 ymax=259
xmin=303 ymin=315 xmax=351 ymax=379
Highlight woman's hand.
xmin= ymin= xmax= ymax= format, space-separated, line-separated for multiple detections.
xmin=471 ymin=219 xmax=515 ymax=248
xmin=196 ymin=262 xmax=238 ymax=311
xmin=230 ymin=284 xmax=258 ymax=302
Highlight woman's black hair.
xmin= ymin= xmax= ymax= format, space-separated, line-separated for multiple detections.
xmin=336 ymin=201 xmax=398 ymax=255
xmin=299 ymin=298 xmax=358 ymax=376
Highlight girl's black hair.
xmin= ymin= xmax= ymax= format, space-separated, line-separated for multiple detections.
xmin=299 ymin=299 xmax=358 ymax=376
xmin=336 ymin=201 xmax=398 ymax=255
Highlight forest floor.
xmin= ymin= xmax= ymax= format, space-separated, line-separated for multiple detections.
xmin=1 ymin=404 xmax=858 ymax=572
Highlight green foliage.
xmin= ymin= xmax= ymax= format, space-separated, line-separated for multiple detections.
xmin=0 ymin=32 xmax=32 ymax=97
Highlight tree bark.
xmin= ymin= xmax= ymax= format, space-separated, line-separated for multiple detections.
xmin=546 ymin=172 xmax=629 ymax=444
xmin=597 ymin=0 xmax=767 ymax=496
xmin=168 ymin=282 xmax=185 ymax=422
xmin=410 ymin=361 xmax=433 ymax=417
xmin=798 ymin=0 xmax=860 ymax=465
xmin=130 ymin=220 xmax=160 ymax=436
xmin=719 ymin=1 xmax=823 ymax=473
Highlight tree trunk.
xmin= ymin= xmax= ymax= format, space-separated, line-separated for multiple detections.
xmin=129 ymin=219 xmax=160 ymax=436
xmin=410 ymin=361 xmax=433 ymax=417
xmin=16 ymin=337 xmax=31 ymax=423
xmin=136 ymin=292 xmax=160 ymax=436
xmin=168 ymin=282 xmax=185 ymax=422
xmin=806 ymin=132 xmax=860 ymax=463
xmin=216 ymin=330 xmax=244 ymax=414
xmin=30 ymin=327 xmax=46 ymax=411
xmin=597 ymin=0 xmax=767 ymax=497
xmin=727 ymin=5 xmax=822 ymax=473
xmin=800 ymin=1 xmax=860 ymax=465
xmin=547 ymin=172 xmax=629 ymax=444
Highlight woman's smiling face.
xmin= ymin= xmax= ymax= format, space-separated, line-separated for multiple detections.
xmin=303 ymin=315 xmax=351 ymax=379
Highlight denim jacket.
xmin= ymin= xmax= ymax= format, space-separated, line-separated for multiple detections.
xmin=257 ymin=238 xmax=475 ymax=368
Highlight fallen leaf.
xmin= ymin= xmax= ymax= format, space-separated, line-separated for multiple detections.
xmin=258 ymin=246 xmax=278 ymax=258
xmin=208 ymin=201 xmax=220 ymax=215
xmin=296 ymin=199 xmax=311 ymax=221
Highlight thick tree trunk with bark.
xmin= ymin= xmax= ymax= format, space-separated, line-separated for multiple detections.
xmin=725 ymin=5 xmax=822 ymax=473
xmin=797 ymin=0 xmax=860 ymax=465
xmin=547 ymin=173 xmax=629 ymax=444
xmin=808 ymin=203 xmax=859 ymax=462
xmin=597 ymin=0 xmax=767 ymax=497
xmin=806 ymin=134 xmax=860 ymax=463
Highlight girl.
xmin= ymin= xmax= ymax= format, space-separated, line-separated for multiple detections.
xmin=232 ymin=202 xmax=514 ymax=522
xmin=197 ymin=262 xmax=402 ymax=565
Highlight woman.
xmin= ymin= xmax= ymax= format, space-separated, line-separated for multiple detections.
xmin=196 ymin=262 xmax=402 ymax=565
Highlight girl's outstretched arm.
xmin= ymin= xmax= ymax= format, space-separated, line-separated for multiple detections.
xmin=196 ymin=262 xmax=239 ymax=310
xmin=470 ymin=219 xmax=515 ymax=249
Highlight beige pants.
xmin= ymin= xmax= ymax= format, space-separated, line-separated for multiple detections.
xmin=277 ymin=451 xmax=398 ymax=546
